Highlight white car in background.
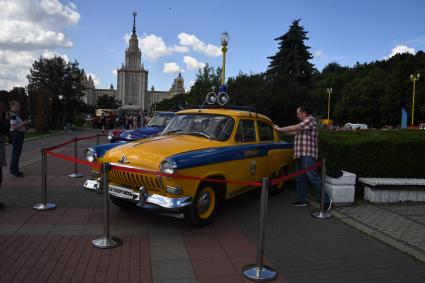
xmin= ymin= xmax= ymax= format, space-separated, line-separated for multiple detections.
xmin=343 ymin=123 xmax=368 ymax=130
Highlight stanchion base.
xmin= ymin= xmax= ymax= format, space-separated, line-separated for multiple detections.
xmin=33 ymin=203 xmax=57 ymax=211
xmin=242 ymin=264 xmax=278 ymax=282
xmin=68 ymin=173 xmax=84 ymax=178
xmin=311 ymin=211 xmax=333 ymax=219
xmin=92 ymin=237 xmax=121 ymax=249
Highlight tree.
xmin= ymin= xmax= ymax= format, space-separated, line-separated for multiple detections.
xmin=96 ymin=94 xmax=121 ymax=109
xmin=155 ymin=93 xmax=186 ymax=112
xmin=185 ymin=64 xmax=221 ymax=105
xmin=27 ymin=56 xmax=86 ymax=129
xmin=266 ymin=19 xmax=315 ymax=84
xmin=33 ymin=88 xmax=49 ymax=132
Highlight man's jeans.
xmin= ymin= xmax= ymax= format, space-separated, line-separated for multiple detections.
xmin=10 ymin=131 xmax=24 ymax=175
xmin=295 ymin=156 xmax=330 ymax=203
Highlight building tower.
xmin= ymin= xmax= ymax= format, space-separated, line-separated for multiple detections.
xmin=117 ymin=12 xmax=148 ymax=111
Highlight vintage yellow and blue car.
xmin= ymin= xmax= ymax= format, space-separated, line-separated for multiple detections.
xmin=86 ymin=107 xmax=294 ymax=226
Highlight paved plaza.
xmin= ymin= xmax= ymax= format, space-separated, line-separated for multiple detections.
xmin=0 ymin=130 xmax=424 ymax=282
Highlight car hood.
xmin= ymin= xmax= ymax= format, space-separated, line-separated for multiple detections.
xmin=120 ymin=126 xmax=164 ymax=139
xmin=103 ymin=134 xmax=224 ymax=170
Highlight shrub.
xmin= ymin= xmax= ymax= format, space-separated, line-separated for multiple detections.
xmin=319 ymin=129 xmax=425 ymax=178
xmin=73 ymin=116 xmax=86 ymax=127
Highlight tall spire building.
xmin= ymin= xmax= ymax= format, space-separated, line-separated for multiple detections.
xmin=82 ymin=12 xmax=185 ymax=112
xmin=117 ymin=12 xmax=148 ymax=111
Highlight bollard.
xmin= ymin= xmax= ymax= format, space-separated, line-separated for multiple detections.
xmin=311 ymin=158 xmax=332 ymax=219
xmin=242 ymin=178 xmax=278 ymax=281
xmin=96 ymin=134 xmax=100 ymax=145
xmin=33 ymin=148 xmax=56 ymax=211
xmin=68 ymin=137 xmax=83 ymax=178
xmin=92 ymin=163 xmax=121 ymax=249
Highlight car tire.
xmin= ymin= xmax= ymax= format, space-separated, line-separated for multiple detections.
xmin=109 ymin=195 xmax=136 ymax=209
xmin=184 ymin=183 xmax=218 ymax=227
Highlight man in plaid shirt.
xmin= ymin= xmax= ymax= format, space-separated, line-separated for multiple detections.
xmin=274 ymin=106 xmax=331 ymax=211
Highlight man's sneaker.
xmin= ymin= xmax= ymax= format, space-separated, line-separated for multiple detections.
xmin=292 ymin=200 xmax=307 ymax=207
xmin=324 ymin=199 xmax=333 ymax=212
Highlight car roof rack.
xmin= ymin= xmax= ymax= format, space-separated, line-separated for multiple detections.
xmin=182 ymin=105 xmax=257 ymax=113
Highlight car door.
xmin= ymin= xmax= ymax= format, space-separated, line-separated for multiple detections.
xmin=227 ymin=118 xmax=261 ymax=197
xmin=255 ymin=119 xmax=275 ymax=178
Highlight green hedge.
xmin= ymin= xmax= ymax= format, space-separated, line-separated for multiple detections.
xmin=319 ymin=129 xmax=425 ymax=178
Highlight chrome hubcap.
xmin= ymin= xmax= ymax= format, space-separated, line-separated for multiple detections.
xmin=198 ymin=191 xmax=211 ymax=213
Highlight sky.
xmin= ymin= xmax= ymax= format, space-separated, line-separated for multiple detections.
xmin=1 ymin=0 xmax=425 ymax=92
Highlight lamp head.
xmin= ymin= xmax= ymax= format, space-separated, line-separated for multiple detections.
xmin=221 ymin=32 xmax=229 ymax=46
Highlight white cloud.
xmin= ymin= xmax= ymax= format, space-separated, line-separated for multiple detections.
xmin=138 ymin=34 xmax=188 ymax=59
xmin=387 ymin=45 xmax=416 ymax=58
xmin=87 ymin=73 xmax=100 ymax=87
xmin=178 ymin=33 xmax=221 ymax=57
xmin=163 ymin=62 xmax=182 ymax=73
xmin=0 ymin=0 xmax=79 ymax=50
xmin=0 ymin=0 xmax=79 ymax=90
xmin=112 ymin=69 xmax=117 ymax=76
xmin=183 ymin=56 xmax=205 ymax=70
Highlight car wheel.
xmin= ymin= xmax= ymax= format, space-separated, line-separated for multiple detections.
xmin=109 ymin=195 xmax=136 ymax=209
xmin=185 ymin=183 xmax=218 ymax=227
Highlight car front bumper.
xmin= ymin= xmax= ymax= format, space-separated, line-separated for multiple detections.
xmin=84 ymin=179 xmax=192 ymax=211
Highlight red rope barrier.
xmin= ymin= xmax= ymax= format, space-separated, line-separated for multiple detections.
xmin=46 ymin=150 xmax=101 ymax=169
xmin=44 ymin=134 xmax=323 ymax=186
xmin=45 ymin=139 xmax=75 ymax=151
xmin=110 ymin=164 xmax=262 ymax=187
xmin=270 ymin=161 xmax=323 ymax=186
xmin=77 ymin=135 xmax=103 ymax=141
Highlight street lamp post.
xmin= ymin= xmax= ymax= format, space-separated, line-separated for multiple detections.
xmin=410 ymin=73 xmax=420 ymax=126
xmin=326 ymin=88 xmax=332 ymax=122
xmin=220 ymin=32 xmax=229 ymax=91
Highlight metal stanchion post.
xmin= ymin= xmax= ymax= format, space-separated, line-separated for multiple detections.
xmin=242 ymin=178 xmax=278 ymax=281
xmin=312 ymin=158 xmax=332 ymax=219
xmin=96 ymin=134 xmax=100 ymax=145
xmin=34 ymin=148 xmax=56 ymax=210
xmin=92 ymin=163 xmax=121 ymax=249
xmin=68 ymin=137 xmax=83 ymax=178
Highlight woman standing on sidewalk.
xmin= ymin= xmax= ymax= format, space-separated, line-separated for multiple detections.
xmin=0 ymin=101 xmax=9 ymax=210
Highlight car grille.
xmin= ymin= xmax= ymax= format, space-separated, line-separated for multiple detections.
xmin=109 ymin=169 xmax=162 ymax=191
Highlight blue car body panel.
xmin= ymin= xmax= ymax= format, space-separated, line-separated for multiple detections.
xmin=167 ymin=142 xmax=293 ymax=169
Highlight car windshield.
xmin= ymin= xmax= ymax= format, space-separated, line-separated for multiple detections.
xmin=162 ymin=114 xmax=235 ymax=141
xmin=148 ymin=114 xmax=173 ymax=127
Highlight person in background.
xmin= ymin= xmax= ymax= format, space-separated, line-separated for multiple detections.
xmin=273 ymin=105 xmax=332 ymax=211
xmin=0 ymin=102 xmax=8 ymax=210
xmin=9 ymin=100 xmax=31 ymax=177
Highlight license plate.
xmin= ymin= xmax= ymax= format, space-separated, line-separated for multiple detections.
xmin=109 ymin=184 xmax=134 ymax=199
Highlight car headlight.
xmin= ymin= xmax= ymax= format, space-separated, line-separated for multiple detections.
xmin=85 ymin=148 xmax=97 ymax=162
xmin=160 ymin=159 xmax=177 ymax=175
xmin=107 ymin=131 xmax=113 ymax=140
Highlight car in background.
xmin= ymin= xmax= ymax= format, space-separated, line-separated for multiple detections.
xmin=343 ymin=123 xmax=368 ymax=130
xmin=89 ymin=107 xmax=294 ymax=226
xmin=110 ymin=112 xmax=175 ymax=143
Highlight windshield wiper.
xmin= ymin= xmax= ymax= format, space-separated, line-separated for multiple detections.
xmin=163 ymin=129 xmax=183 ymax=135
xmin=187 ymin=131 xmax=215 ymax=140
